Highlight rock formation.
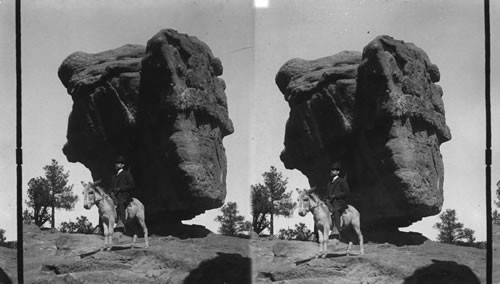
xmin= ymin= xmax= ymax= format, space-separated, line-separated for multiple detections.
xmin=58 ymin=29 xmax=233 ymax=228
xmin=276 ymin=36 xmax=451 ymax=232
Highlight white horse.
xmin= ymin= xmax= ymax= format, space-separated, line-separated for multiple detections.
xmin=83 ymin=181 xmax=149 ymax=250
xmin=296 ymin=188 xmax=364 ymax=257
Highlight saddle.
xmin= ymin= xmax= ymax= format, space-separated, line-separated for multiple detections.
xmin=325 ymin=198 xmax=348 ymax=217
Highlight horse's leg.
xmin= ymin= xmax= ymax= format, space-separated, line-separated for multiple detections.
xmin=322 ymin=225 xmax=329 ymax=257
xmin=137 ymin=208 xmax=148 ymax=248
xmin=101 ymin=221 xmax=108 ymax=251
xmin=316 ymin=229 xmax=324 ymax=258
xmin=347 ymin=241 xmax=353 ymax=256
xmin=131 ymin=213 xmax=138 ymax=248
xmin=352 ymin=218 xmax=364 ymax=255
xmin=107 ymin=217 xmax=114 ymax=251
xmin=126 ymin=208 xmax=136 ymax=248
xmin=131 ymin=217 xmax=137 ymax=248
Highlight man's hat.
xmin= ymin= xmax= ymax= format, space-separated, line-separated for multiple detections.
xmin=330 ymin=162 xmax=342 ymax=171
xmin=115 ymin=155 xmax=126 ymax=163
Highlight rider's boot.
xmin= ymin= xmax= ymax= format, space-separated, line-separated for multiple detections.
xmin=115 ymin=204 xmax=126 ymax=230
xmin=330 ymin=213 xmax=340 ymax=239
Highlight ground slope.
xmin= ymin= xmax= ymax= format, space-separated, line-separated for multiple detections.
xmin=252 ymin=238 xmax=485 ymax=283
xmin=23 ymin=223 xmax=250 ymax=283
xmin=494 ymin=223 xmax=500 ymax=283
xmin=0 ymin=246 xmax=16 ymax=283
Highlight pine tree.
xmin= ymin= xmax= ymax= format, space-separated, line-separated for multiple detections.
xmin=0 ymin=229 xmax=6 ymax=244
xmin=460 ymin=228 xmax=476 ymax=243
xmin=434 ymin=209 xmax=476 ymax=244
xmin=214 ymin=202 xmax=251 ymax=236
xmin=26 ymin=159 xmax=79 ymax=228
xmin=251 ymin=166 xmax=296 ymax=235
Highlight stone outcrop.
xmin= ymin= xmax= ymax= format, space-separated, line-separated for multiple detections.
xmin=58 ymin=29 xmax=233 ymax=227
xmin=0 ymin=246 xmax=16 ymax=284
xmin=23 ymin=223 xmax=250 ymax=283
xmin=276 ymin=36 xmax=451 ymax=231
xmin=252 ymin=238 xmax=484 ymax=283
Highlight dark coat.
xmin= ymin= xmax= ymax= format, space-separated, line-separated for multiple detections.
xmin=112 ymin=169 xmax=135 ymax=205
xmin=112 ymin=169 xmax=135 ymax=193
xmin=326 ymin=176 xmax=350 ymax=212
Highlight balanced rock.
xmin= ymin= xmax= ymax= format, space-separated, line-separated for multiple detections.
xmin=276 ymin=36 xmax=451 ymax=231
xmin=58 ymin=29 xmax=233 ymax=228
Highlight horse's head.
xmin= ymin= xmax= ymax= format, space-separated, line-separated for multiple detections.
xmin=296 ymin=188 xmax=315 ymax=217
xmin=82 ymin=180 xmax=102 ymax=210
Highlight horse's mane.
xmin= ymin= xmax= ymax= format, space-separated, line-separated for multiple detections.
xmin=304 ymin=189 xmax=320 ymax=202
xmin=89 ymin=183 xmax=108 ymax=198
xmin=308 ymin=191 xmax=319 ymax=202
xmin=305 ymin=190 xmax=330 ymax=210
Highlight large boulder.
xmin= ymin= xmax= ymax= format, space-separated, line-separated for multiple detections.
xmin=276 ymin=36 xmax=451 ymax=231
xmin=58 ymin=29 xmax=233 ymax=228
xmin=136 ymin=29 xmax=233 ymax=223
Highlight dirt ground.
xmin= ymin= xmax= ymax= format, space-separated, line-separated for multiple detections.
xmin=251 ymin=237 xmax=486 ymax=283
xmin=0 ymin=246 xmax=17 ymax=283
xmin=494 ymin=224 xmax=500 ymax=283
xmin=23 ymin=223 xmax=250 ymax=283
xmin=16 ymin=223 xmax=494 ymax=283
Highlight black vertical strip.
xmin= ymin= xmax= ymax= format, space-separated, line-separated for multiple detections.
xmin=15 ymin=0 xmax=23 ymax=283
xmin=484 ymin=0 xmax=492 ymax=283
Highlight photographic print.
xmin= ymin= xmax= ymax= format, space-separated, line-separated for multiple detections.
xmin=5 ymin=0 xmax=498 ymax=283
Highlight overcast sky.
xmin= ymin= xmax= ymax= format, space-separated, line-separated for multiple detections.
xmin=0 ymin=0 xmax=498 ymax=242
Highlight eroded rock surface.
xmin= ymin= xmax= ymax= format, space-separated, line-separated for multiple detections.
xmin=24 ymin=223 xmax=250 ymax=284
xmin=252 ymin=238 xmax=484 ymax=283
xmin=58 ymin=29 xmax=233 ymax=227
xmin=0 ymin=246 xmax=16 ymax=283
xmin=276 ymin=36 xmax=451 ymax=231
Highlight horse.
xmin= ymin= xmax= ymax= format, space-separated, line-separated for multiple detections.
xmin=83 ymin=181 xmax=149 ymax=250
xmin=296 ymin=188 xmax=364 ymax=257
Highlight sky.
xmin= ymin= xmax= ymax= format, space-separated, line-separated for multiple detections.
xmin=0 ymin=0 xmax=497 ymax=242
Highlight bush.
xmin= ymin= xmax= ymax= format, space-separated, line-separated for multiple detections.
xmin=278 ymin=223 xmax=312 ymax=241
xmin=59 ymin=216 xmax=94 ymax=234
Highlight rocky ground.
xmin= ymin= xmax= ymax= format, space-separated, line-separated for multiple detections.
xmin=23 ymin=223 xmax=250 ymax=283
xmin=17 ymin=223 xmax=495 ymax=283
xmin=494 ymin=223 xmax=500 ymax=283
xmin=251 ymin=237 xmax=486 ymax=283
xmin=0 ymin=246 xmax=17 ymax=283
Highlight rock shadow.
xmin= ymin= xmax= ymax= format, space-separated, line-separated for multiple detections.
xmin=78 ymin=245 xmax=132 ymax=259
xmin=403 ymin=259 xmax=480 ymax=284
xmin=362 ymin=229 xmax=428 ymax=246
xmin=79 ymin=249 xmax=101 ymax=258
xmin=293 ymin=251 xmax=352 ymax=266
xmin=148 ymin=223 xmax=212 ymax=239
xmin=324 ymin=252 xmax=348 ymax=258
xmin=0 ymin=267 xmax=12 ymax=284
xmin=183 ymin=252 xmax=251 ymax=284
xmin=294 ymin=256 xmax=316 ymax=266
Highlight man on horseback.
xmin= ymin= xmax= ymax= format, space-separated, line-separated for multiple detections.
xmin=326 ymin=165 xmax=350 ymax=239
xmin=112 ymin=155 xmax=135 ymax=231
